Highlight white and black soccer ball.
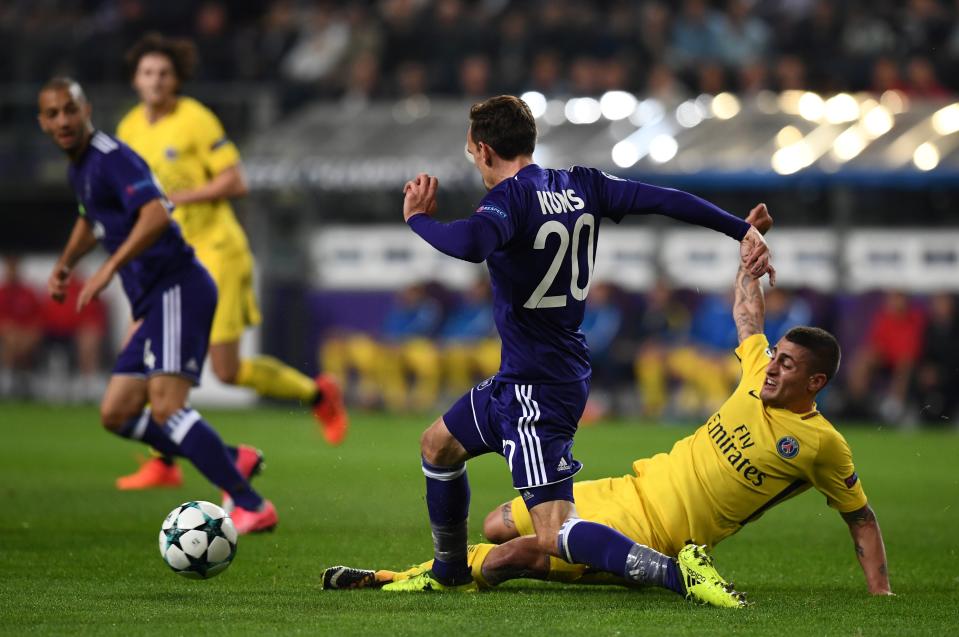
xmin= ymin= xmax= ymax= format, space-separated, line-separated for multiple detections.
xmin=159 ymin=501 xmax=238 ymax=579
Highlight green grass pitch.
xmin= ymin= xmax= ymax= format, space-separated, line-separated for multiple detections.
xmin=1 ymin=403 xmax=956 ymax=636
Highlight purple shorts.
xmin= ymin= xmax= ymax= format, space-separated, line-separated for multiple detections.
xmin=113 ymin=265 xmax=217 ymax=385
xmin=444 ymin=377 xmax=587 ymax=496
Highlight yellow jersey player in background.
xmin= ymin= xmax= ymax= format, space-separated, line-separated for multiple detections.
xmin=323 ymin=204 xmax=892 ymax=603
xmin=114 ymin=34 xmax=348 ymax=490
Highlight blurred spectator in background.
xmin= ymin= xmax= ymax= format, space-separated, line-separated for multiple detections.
xmin=912 ymin=293 xmax=959 ymax=425
xmin=670 ymin=0 xmax=723 ymax=70
xmin=280 ymin=3 xmax=351 ymax=106
xmin=581 ymin=282 xmax=624 ymax=421
xmin=435 ymin=279 xmax=498 ymax=399
xmin=903 ymin=56 xmax=951 ymax=98
xmin=321 ymin=284 xmax=441 ymax=412
xmin=847 ymin=291 xmax=926 ymax=423
xmin=714 ymin=0 xmax=771 ymax=69
xmin=41 ymin=276 xmax=107 ymax=403
xmin=192 ymin=2 xmax=234 ymax=81
xmin=764 ymin=288 xmax=812 ymax=344
xmin=0 ymin=255 xmax=43 ymax=397
xmin=634 ymin=282 xmax=690 ymax=419
xmin=668 ymin=292 xmax=739 ymax=417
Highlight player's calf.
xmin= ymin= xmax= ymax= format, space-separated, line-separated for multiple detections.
xmin=482 ymin=501 xmax=520 ymax=543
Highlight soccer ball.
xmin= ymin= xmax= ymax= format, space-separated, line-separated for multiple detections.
xmin=159 ymin=501 xmax=238 ymax=579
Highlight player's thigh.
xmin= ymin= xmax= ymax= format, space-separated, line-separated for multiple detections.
xmin=420 ymin=416 xmax=470 ymax=466
xmin=147 ymin=374 xmax=193 ymax=423
xmin=205 ymin=247 xmax=260 ymax=346
xmin=100 ymin=374 xmax=148 ymax=430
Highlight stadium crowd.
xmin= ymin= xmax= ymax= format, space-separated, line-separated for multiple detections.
xmin=3 ymin=0 xmax=958 ymax=112
xmin=3 ymin=252 xmax=955 ymax=426
xmin=313 ymin=279 xmax=958 ymax=427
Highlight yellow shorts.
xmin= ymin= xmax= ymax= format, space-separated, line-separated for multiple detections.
xmin=193 ymin=241 xmax=261 ymax=345
xmin=510 ymin=475 xmax=667 ymax=554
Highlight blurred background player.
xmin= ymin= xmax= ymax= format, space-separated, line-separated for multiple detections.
xmin=38 ymin=77 xmax=276 ymax=534
xmin=435 ymin=278 xmax=499 ymax=400
xmin=115 ymin=34 xmax=347 ymax=489
xmin=0 ymin=255 xmax=43 ymax=397
xmin=321 ymin=282 xmax=442 ymax=411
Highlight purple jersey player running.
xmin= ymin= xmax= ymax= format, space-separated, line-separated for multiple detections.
xmin=377 ymin=96 xmax=774 ymax=601
xmin=37 ymin=77 xmax=277 ymax=534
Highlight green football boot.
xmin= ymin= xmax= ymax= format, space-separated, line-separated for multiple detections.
xmin=676 ymin=544 xmax=749 ymax=608
xmin=381 ymin=570 xmax=478 ymax=593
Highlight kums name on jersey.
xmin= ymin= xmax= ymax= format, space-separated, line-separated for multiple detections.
xmin=536 ymin=189 xmax=585 ymax=215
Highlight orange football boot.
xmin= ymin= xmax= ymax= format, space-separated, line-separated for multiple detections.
xmin=313 ymin=373 xmax=349 ymax=445
xmin=116 ymin=456 xmax=183 ymax=490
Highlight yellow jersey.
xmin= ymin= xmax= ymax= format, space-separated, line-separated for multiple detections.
xmin=631 ymin=333 xmax=867 ymax=555
xmin=116 ymin=96 xmax=248 ymax=250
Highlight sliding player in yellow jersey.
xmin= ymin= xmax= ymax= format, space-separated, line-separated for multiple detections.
xmin=114 ymin=34 xmax=348 ymax=490
xmin=323 ymin=205 xmax=892 ymax=604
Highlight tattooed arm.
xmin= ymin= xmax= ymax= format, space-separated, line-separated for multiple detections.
xmin=733 ymin=204 xmax=773 ymax=343
xmin=841 ymin=504 xmax=893 ymax=595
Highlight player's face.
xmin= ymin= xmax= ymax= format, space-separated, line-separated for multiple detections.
xmin=760 ymin=338 xmax=823 ymax=408
xmin=133 ymin=53 xmax=178 ymax=107
xmin=465 ymin=128 xmax=495 ymax=190
xmin=37 ymin=87 xmax=92 ymax=154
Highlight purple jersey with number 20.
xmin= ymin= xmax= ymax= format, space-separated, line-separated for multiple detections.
xmin=408 ymin=163 xmax=750 ymax=385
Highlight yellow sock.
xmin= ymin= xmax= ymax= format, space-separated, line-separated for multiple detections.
xmin=235 ymin=356 xmax=316 ymax=402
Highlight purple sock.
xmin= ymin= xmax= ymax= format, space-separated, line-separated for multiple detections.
xmin=422 ymin=458 xmax=471 ymax=585
xmin=557 ymin=519 xmax=682 ymax=594
xmin=161 ymin=409 xmax=263 ymax=511
xmin=116 ymin=408 xmax=262 ymax=510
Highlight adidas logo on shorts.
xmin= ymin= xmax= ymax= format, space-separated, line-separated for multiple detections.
xmin=557 ymin=457 xmax=571 ymax=472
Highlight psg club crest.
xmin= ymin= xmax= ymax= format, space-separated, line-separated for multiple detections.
xmin=776 ymin=436 xmax=800 ymax=459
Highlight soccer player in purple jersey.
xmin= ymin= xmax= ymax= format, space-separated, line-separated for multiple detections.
xmin=380 ymin=96 xmax=774 ymax=599
xmin=37 ymin=77 xmax=277 ymax=534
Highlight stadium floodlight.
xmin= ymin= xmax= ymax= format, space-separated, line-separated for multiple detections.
xmin=862 ymin=105 xmax=894 ymax=138
xmin=824 ymin=93 xmax=860 ymax=124
xmin=675 ymin=100 xmax=704 ymax=128
xmin=543 ymin=99 xmax=567 ymax=126
xmin=629 ymin=98 xmax=665 ymax=126
xmin=520 ymin=91 xmax=548 ymax=119
xmin=832 ymin=127 xmax=866 ymax=162
xmin=711 ymin=92 xmax=741 ymax=119
xmin=648 ymin=135 xmax=678 ymax=163
xmin=880 ymin=90 xmax=907 ymax=114
xmin=775 ymin=125 xmax=803 ymax=149
xmin=565 ymin=97 xmax=602 ymax=125
xmin=931 ymin=104 xmax=959 ymax=136
xmin=611 ymin=139 xmax=641 ymax=168
xmin=599 ymin=91 xmax=637 ymax=121
xmin=772 ymin=141 xmax=813 ymax=175
xmin=913 ymin=142 xmax=940 ymax=171
xmin=798 ymin=92 xmax=825 ymax=122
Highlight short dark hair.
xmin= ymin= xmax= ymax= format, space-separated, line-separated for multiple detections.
xmin=40 ymin=76 xmax=86 ymax=103
xmin=468 ymin=95 xmax=536 ymax=160
xmin=784 ymin=326 xmax=841 ymax=383
xmin=125 ymin=33 xmax=197 ymax=87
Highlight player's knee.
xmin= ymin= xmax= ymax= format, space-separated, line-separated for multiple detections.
xmin=483 ymin=503 xmax=519 ymax=544
xmin=211 ymin=358 xmax=239 ymax=384
xmin=99 ymin=405 xmax=137 ymax=431
xmin=149 ymin=401 xmax=182 ymax=425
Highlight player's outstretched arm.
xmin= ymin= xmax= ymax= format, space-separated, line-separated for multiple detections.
xmin=49 ymin=217 xmax=98 ymax=303
xmin=841 ymin=504 xmax=893 ymax=595
xmin=76 ymin=198 xmax=171 ymax=309
xmin=732 ymin=204 xmax=772 ymax=343
xmin=402 ymin=173 xmax=502 ymax=263
xmin=169 ymin=164 xmax=248 ymax=206
xmin=598 ymin=174 xmax=773 ymax=280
